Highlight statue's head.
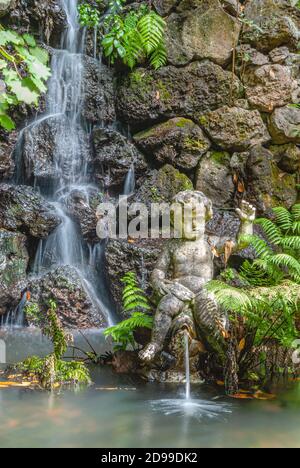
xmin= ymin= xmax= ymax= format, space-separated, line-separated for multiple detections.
xmin=172 ymin=190 xmax=213 ymax=240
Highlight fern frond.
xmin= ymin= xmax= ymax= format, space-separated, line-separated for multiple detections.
xmin=137 ymin=12 xmax=166 ymax=54
xmin=206 ymin=280 xmax=253 ymax=312
xmin=292 ymin=204 xmax=300 ymax=221
xmin=149 ymin=41 xmax=167 ymax=69
xmin=255 ymin=218 xmax=282 ymax=245
xmin=280 ymin=236 xmax=300 ymax=250
xmin=268 ymin=254 xmax=300 ymax=278
xmin=272 ymin=207 xmax=292 ymax=232
xmin=241 ymin=234 xmax=273 ymax=259
xmin=291 ymin=221 xmax=300 ymax=235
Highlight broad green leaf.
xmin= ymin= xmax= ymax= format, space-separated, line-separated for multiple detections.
xmin=23 ymin=33 xmax=36 ymax=47
xmin=0 ymin=30 xmax=24 ymax=46
xmin=29 ymin=46 xmax=49 ymax=65
xmin=25 ymin=57 xmax=51 ymax=81
xmin=7 ymin=77 xmax=39 ymax=105
xmin=0 ymin=113 xmax=15 ymax=130
xmin=0 ymin=60 xmax=7 ymax=70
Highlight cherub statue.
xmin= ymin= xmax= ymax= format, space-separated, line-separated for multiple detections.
xmin=139 ymin=191 xmax=256 ymax=362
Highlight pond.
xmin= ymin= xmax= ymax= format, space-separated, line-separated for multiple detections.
xmin=0 ymin=328 xmax=299 ymax=448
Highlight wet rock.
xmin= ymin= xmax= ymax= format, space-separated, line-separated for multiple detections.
xmin=9 ymin=0 xmax=66 ymax=45
xmin=0 ymin=229 xmax=29 ymax=316
xmin=195 ymin=152 xmax=235 ymax=208
xmin=133 ymin=164 xmax=193 ymax=209
xmin=241 ymin=0 xmax=299 ymax=52
xmin=268 ymin=105 xmax=300 ymax=144
xmin=0 ymin=184 xmax=60 ymax=238
xmin=22 ymin=115 xmax=92 ymax=185
xmin=199 ymin=106 xmax=270 ymax=151
xmin=81 ymin=57 xmax=116 ymax=124
xmin=269 ymin=144 xmax=300 ymax=174
xmin=165 ymin=0 xmax=241 ymax=66
xmin=63 ymin=187 xmax=104 ymax=244
xmin=0 ymin=130 xmax=16 ymax=181
xmin=27 ymin=266 xmax=107 ymax=329
xmin=221 ymin=0 xmax=240 ymax=16
xmin=92 ymin=127 xmax=147 ymax=190
xmin=117 ymin=61 xmax=243 ymax=129
xmin=243 ymin=64 xmax=298 ymax=113
xmin=246 ymin=145 xmax=297 ymax=213
xmin=133 ymin=118 xmax=211 ymax=171
xmin=105 ymin=238 xmax=165 ymax=316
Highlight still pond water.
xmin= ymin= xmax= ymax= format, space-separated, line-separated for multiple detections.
xmin=0 ymin=328 xmax=299 ymax=448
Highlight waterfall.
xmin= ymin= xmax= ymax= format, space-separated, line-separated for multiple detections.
xmin=9 ymin=0 xmax=114 ymax=327
xmin=184 ymin=333 xmax=191 ymax=400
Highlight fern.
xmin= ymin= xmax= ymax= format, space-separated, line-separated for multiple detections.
xmin=137 ymin=12 xmax=166 ymax=54
xmin=255 ymin=218 xmax=282 ymax=244
xmin=273 ymin=207 xmax=292 ymax=232
xmin=104 ymin=272 xmax=153 ymax=350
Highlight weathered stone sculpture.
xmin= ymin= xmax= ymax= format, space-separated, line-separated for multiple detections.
xmin=139 ymin=191 xmax=256 ymax=363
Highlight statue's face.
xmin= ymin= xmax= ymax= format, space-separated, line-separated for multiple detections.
xmin=172 ymin=190 xmax=213 ymax=240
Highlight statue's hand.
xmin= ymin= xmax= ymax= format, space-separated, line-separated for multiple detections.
xmin=236 ymin=200 xmax=256 ymax=223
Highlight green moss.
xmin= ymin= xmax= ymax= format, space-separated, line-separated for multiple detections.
xmin=183 ymin=136 xmax=207 ymax=151
xmin=210 ymin=151 xmax=230 ymax=166
xmin=198 ymin=115 xmax=208 ymax=126
xmin=175 ymin=118 xmax=192 ymax=128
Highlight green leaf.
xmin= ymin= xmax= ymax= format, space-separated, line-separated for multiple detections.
xmin=23 ymin=33 xmax=36 ymax=47
xmin=0 ymin=60 xmax=7 ymax=70
xmin=0 ymin=113 xmax=15 ymax=130
xmin=29 ymin=47 xmax=49 ymax=65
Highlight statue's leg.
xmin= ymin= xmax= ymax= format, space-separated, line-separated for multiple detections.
xmin=194 ymin=289 xmax=228 ymax=354
xmin=139 ymin=294 xmax=184 ymax=362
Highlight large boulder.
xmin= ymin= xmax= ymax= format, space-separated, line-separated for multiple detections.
xmin=81 ymin=57 xmax=115 ymax=124
xmin=92 ymin=127 xmax=147 ymax=190
xmin=133 ymin=118 xmax=211 ymax=171
xmin=0 ymin=184 xmax=60 ymax=238
xmin=0 ymin=229 xmax=29 ymax=316
xmin=241 ymin=0 xmax=299 ymax=52
xmin=117 ymin=61 xmax=243 ymax=129
xmin=22 ymin=115 xmax=91 ymax=186
xmin=105 ymin=238 xmax=165 ymax=316
xmin=27 ymin=266 xmax=108 ymax=329
xmin=243 ymin=64 xmax=298 ymax=113
xmin=132 ymin=164 xmax=193 ymax=208
xmin=199 ymin=106 xmax=270 ymax=151
xmin=165 ymin=0 xmax=241 ymax=66
xmin=153 ymin=0 xmax=178 ymax=15
xmin=245 ymin=145 xmax=297 ymax=213
xmin=269 ymin=144 xmax=300 ymax=174
xmin=195 ymin=151 xmax=235 ymax=208
xmin=268 ymin=105 xmax=300 ymax=144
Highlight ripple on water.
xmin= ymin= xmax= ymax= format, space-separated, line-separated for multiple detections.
xmin=150 ymin=398 xmax=233 ymax=421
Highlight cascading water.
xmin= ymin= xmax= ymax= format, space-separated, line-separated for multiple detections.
xmin=8 ymin=0 xmax=114 ymax=327
xmin=184 ymin=333 xmax=191 ymax=400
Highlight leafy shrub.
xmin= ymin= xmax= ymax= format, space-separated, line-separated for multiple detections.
xmin=0 ymin=25 xmax=51 ymax=130
xmin=104 ymin=272 xmax=153 ymax=350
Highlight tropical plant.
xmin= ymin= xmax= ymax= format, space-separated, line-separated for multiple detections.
xmin=78 ymin=1 xmax=167 ymax=69
xmin=17 ymin=300 xmax=90 ymax=388
xmin=104 ymin=272 xmax=153 ymax=350
xmin=0 ymin=25 xmax=51 ymax=131
xmin=239 ymin=204 xmax=300 ymax=286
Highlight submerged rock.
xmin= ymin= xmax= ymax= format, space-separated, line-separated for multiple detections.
xmin=199 ymin=106 xmax=270 ymax=151
xmin=105 ymin=238 xmax=165 ymax=316
xmin=27 ymin=266 xmax=108 ymax=329
xmin=133 ymin=118 xmax=211 ymax=171
xmin=165 ymin=0 xmax=241 ymax=66
xmin=117 ymin=61 xmax=243 ymax=129
xmin=92 ymin=127 xmax=147 ymax=190
xmin=268 ymin=105 xmax=300 ymax=144
xmin=243 ymin=64 xmax=298 ymax=113
xmin=195 ymin=152 xmax=235 ymax=208
xmin=0 ymin=184 xmax=60 ymax=238
xmin=0 ymin=229 xmax=29 ymax=316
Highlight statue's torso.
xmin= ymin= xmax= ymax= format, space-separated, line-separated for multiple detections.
xmin=171 ymin=239 xmax=214 ymax=294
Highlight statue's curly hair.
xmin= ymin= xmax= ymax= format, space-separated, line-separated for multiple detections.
xmin=172 ymin=190 xmax=213 ymax=221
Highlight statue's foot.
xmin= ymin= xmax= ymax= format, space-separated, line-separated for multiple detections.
xmin=139 ymin=343 xmax=160 ymax=362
